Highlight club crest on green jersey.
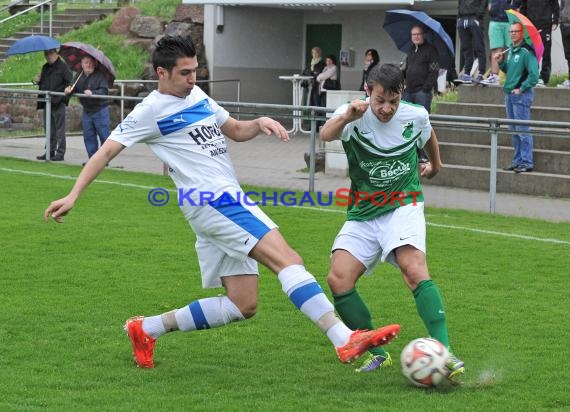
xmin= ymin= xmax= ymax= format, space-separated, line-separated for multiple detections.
xmin=402 ymin=121 xmax=414 ymax=141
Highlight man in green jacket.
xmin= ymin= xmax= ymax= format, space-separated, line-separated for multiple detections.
xmin=494 ymin=22 xmax=539 ymax=173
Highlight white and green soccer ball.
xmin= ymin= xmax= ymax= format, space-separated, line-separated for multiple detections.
xmin=401 ymin=337 xmax=449 ymax=388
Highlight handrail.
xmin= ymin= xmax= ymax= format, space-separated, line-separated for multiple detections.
xmin=1 ymin=85 xmax=569 ymax=211
xmin=0 ymin=0 xmax=55 ymax=37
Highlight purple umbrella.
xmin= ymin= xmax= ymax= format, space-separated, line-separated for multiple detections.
xmin=59 ymin=42 xmax=116 ymax=86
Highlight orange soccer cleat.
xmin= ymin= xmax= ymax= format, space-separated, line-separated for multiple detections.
xmin=124 ymin=316 xmax=156 ymax=368
xmin=336 ymin=324 xmax=400 ymax=363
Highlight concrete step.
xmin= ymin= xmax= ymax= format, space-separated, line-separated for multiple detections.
xmin=435 ymin=101 xmax=570 ymax=123
xmin=433 ymin=127 xmax=570 ymax=151
xmin=455 ymin=83 xmax=570 ymax=108
xmin=439 ymin=142 xmax=570 ymax=174
xmin=423 ymin=164 xmax=570 ymax=197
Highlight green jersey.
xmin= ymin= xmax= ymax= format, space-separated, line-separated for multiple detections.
xmin=334 ymin=100 xmax=432 ymax=221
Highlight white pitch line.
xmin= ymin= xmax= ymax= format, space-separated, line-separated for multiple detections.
xmin=2 ymin=166 xmax=569 ymax=246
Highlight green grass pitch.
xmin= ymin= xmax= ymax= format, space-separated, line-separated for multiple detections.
xmin=1 ymin=156 xmax=569 ymax=411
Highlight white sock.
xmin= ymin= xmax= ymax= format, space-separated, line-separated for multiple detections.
xmin=142 ymin=296 xmax=245 ymax=339
xmin=278 ymin=264 xmax=351 ymax=346
xmin=326 ymin=322 xmax=353 ymax=348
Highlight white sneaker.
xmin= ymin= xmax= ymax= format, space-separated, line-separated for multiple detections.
xmin=536 ymin=79 xmax=545 ymax=87
xmin=557 ymin=80 xmax=570 ymax=88
xmin=481 ymin=73 xmax=500 ymax=85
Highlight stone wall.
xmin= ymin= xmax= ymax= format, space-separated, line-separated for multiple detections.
xmin=0 ymin=4 xmax=208 ymax=132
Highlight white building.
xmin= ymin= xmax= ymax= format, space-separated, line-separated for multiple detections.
xmin=182 ymin=0 xmax=566 ymax=103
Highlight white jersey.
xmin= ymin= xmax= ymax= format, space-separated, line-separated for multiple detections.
xmin=109 ymin=86 xmax=236 ymax=204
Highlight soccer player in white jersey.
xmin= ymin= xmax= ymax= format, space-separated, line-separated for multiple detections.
xmin=43 ymin=36 xmax=400 ymax=368
xmin=319 ymin=63 xmax=465 ymax=380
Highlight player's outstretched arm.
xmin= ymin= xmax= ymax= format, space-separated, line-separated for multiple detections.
xmin=44 ymin=139 xmax=126 ymax=223
xmin=222 ymin=116 xmax=289 ymax=143
xmin=319 ymin=99 xmax=368 ymax=142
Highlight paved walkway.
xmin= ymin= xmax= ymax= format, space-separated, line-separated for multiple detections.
xmin=1 ymin=133 xmax=569 ymax=222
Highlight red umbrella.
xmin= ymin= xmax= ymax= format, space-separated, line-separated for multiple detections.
xmin=59 ymin=42 xmax=116 ymax=86
xmin=506 ymin=9 xmax=544 ymax=63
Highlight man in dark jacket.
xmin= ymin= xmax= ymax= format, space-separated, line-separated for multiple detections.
xmin=65 ymin=55 xmax=110 ymax=161
xmin=403 ymin=25 xmax=439 ymax=112
xmin=520 ymin=0 xmax=560 ymax=85
xmin=36 ymin=49 xmax=72 ymax=161
xmin=402 ymin=25 xmax=439 ymax=164
xmin=457 ymin=0 xmax=488 ymax=83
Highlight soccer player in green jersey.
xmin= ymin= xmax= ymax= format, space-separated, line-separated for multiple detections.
xmin=319 ymin=63 xmax=464 ymax=379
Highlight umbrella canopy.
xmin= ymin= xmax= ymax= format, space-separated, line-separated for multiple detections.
xmin=59 ymin=42 xmax=116 ymax=86
xmin=6 ymin=35 xmax=60 ymax=56
xmin=383 ymin=9 xmax=455 ymax=71
xmin=506 ymin=9 xmax=544 ymax=63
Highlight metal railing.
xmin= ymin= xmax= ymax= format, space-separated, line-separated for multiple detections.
xmin=0 ymin=0 xmax=55 ymax=37
xmin=1 ymin=84 xmax=569 ymax=214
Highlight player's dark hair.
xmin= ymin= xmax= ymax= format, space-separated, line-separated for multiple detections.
xmin=366 ymin=63 xmax=404 ymax=95
xmin=152 ymin=36 xmax=197 ymax=73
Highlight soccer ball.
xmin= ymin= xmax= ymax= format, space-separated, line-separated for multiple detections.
xmin=401 ymin=338 xmax=450 ymax=388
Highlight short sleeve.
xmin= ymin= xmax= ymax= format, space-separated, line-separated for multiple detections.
xmin=108 ymin=103 xmax=159 ymax=147
xmin=416 ymin=107 xmax=432 ymax=149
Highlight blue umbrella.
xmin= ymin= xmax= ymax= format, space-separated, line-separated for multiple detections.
xmin=6 ymin=35 xmax=61 ymax=56
xmin=383 ymin=9 xmax=455 ymax=70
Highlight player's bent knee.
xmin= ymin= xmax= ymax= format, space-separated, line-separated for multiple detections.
xmin=239 ymin=302 xmax=257 ymax=319
xmin=326 ymin=271 xmax=353 ymax=294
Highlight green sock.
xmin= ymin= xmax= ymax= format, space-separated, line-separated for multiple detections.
xmin=333 ymin=288 xmax=387 ymax=357
xmin=413 ymin=279 xmax=450 ymax=348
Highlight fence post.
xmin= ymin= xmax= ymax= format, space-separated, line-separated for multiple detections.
xmin=489 ymin=119 xmax=499 ymax=214
xmin=45 ymin=92 xmax=52 ymax=160
xmin=308 ymin=109 xmax=317 ymax=192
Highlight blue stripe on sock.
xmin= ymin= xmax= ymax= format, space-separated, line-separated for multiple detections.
xmin=209 ymin=196 xmax=271 ymax=240
xmin=289 ymin=282 xmax=324 ymax=309
xmin=189 ymin=301 xmax=210 ymax=330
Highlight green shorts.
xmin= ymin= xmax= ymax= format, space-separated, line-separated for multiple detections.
xmin=489 ymin=21 xmax=510 ymax=50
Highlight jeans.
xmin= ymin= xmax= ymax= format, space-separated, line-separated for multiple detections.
xmin=505 ymin=90 xmax=533 ymax=168
xmin=402 ymin=89 xmax=432 ymax=113
xmin=82 ymin=106 xmax=110 ymax=158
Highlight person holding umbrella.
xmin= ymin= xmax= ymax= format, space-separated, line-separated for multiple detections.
xmin=493 ymin=22 xmax=539 ymax=173
xmin=64 ymin=55 xmax=111 ymax=163
xmin=35 ymin=49 xmax=73 ymax=161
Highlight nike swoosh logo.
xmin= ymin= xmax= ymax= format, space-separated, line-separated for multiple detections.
xmin=400 ymin=236 xmax=413 ymax=241
xmin=438 ymin=309 xmax=445 ymax=314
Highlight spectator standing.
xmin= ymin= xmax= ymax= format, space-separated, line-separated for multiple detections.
xmin=402 ymin=25 xmax=438 ymax=164
xmin=316 ymin=54 xmax=339 ymax=107
xmin=35 ymin=49 xmax=72 ymax=161
xmin=358 ymin=49 xmax=380 ymax=91
xmin=495 ymin=22 xmax=539 ymax=173
xmin=520 ymin=0 xmax=560 ymax=86
xmin=557 ymin=0 xmax=570 ymax=87
xmin=65 ymin=55 xmax=110 ymax=162
xmin=302 ymin=46 xmax=325 ymax=107
xmin=402 ymin=25 xmax=439 ymax=113
xmin=457 ymin=0 xmax=488 ymax=83
xmin=482 ymin=0 xmax=521 ymax=85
